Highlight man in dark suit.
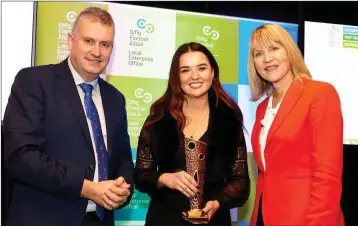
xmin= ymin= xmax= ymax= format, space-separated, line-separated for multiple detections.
xmin=3 ymin=7 xmax=134 ymax=226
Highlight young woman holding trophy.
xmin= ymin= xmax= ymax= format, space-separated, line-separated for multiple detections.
xmin=134 ymin=42 xmax=250 ymax=226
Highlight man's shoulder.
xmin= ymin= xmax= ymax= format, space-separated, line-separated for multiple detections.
xmin=19 ymin=63 xmax=53 ymax=72
xmin=16 ymin=63 xmax=58 ymax=81
xmin=17 ymin=60 xmax=73 ymax=84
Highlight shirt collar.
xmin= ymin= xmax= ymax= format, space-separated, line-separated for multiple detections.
xmin=68 ymin=57 xmax=98 ymax=88
xmin=268 ymin=95 xmax=282 ymax=111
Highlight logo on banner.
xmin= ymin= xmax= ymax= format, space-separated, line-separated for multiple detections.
xmin=56 ymin=11 xmax=75 ymax=61
xmin=128 ymin=19 xmax=155 ymax=66
xmin=137 ymin=19 xmax=155 ymax=33
xmin=195 ymin=25 xmax=220 ymax=53
xmin=203 ymin=25 xmax=220 ymax=40
xmin=134 ymin=88 xmax=153 ymax=103
xmin=328 ymin=24 xmax=341 ymax=48
xmin=66 ymin=11 xmax=77 ymax=22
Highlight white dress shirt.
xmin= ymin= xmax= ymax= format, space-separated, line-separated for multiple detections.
xmin=68 ymin=58 xmax=108 ymax=212
xmin=259 ymin=96 xmax=281 ymax=171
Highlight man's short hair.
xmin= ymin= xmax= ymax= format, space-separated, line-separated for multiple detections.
xmin=72 ymin=7 xmax=114 ymax=33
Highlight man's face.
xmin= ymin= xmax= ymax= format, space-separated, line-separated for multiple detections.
xmin=68 ymin=17 xmax=114 ymax=81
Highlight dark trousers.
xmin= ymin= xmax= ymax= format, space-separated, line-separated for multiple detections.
xmin=82 ymin=212 xmax=102 ymax=226
xmin=257 ymin=195 xmax=265 ymax=226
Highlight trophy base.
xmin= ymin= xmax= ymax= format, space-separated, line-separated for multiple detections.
xmin=187 ymin=209 xmax=209 ymax=221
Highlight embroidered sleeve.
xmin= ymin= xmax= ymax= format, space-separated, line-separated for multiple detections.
xmin=136 ymin=145 xmax=155 ymax=170
xmin=231 ymin=146 xmax=247 ymax=179
xmin=134 ymin=122 xmax=163 ymax=196
xmin=214 ymin=129 xmax=250 ymax=209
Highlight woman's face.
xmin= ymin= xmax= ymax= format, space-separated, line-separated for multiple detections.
xmin=252 ymin=41 xmax=292 ymax=85
xmin=179 ymin=51 xmax=214 ymax=99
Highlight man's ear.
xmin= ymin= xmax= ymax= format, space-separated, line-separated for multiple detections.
xmin=67 ymin=33 xmax=74 ymax=51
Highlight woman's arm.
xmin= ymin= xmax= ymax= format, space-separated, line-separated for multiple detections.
xmin=212 ymin=126 xmax=251 ymax=210
xmin=134 ymin=119 xmax=164 ymax=197
xmin=305 ymin=83 xmax=343 ymax=225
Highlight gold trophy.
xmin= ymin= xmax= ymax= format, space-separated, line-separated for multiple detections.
xmin=184 ymin=137 xmax=209 ymax=221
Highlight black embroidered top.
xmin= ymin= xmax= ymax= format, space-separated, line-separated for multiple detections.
xmin=134 ymin=100 xmax=250 ymax=226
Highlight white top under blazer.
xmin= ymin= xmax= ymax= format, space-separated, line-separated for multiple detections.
xmin=259 ymin=96 xmax=282 ymax=171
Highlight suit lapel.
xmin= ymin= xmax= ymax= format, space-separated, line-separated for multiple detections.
xmin=252 ymin=98 xmax=269 ymax=172
xmin=98 ymin=79 xmax=113 ymax=158
xmin=265 ymin=79 xmax=306 ymax=148
xmin=54 ymin=59 xmax=94 ymax=154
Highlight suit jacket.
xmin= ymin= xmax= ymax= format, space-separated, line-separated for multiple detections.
xmin=3 ymin=59 xmax=134 ymax=226
xmin=134 ymin=94 xmax=250 ymax=226
xmin=250 ymin=78 xmax=344 ymax=225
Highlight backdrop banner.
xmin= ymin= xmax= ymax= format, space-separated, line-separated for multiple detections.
xmin=35 ymin=2 xmax=299 ymax=225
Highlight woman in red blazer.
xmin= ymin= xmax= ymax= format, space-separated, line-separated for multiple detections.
xmin=247 ymin=24 xmax=344 ymax=225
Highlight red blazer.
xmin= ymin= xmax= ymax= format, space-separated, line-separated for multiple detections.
xmin=250 ymin=78 xmax=344 ymax=225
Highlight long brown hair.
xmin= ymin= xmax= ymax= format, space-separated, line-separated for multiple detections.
xmin=144 ymin=42 xmax=242 ymax=132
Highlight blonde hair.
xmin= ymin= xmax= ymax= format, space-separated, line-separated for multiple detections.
xmin=247 ymin=23 xmax=311 ymax=101
xmin=72 ymin=7 xmax=114 ymax=34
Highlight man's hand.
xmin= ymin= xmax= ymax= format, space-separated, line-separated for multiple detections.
xmin=114 ymin=177 xmax=130 ymax=188
xmin=80 ymin=178 xmax=131 ymax=210
xmin=108 ymin=177 xmax=131 ymax=208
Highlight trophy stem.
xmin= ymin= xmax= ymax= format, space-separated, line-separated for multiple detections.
xmin=184 ymin=137 xmax=208 ymax=221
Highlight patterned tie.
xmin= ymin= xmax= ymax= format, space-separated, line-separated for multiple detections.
xmin=79 ymin=83 xmax=108 ymax=221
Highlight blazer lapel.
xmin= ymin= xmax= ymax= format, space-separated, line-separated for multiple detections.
xmin=265 ymin=79 xmax=306 ymax=148
xmin=54 ymin=59 xmax=94 ymax=154
xmin=98 ymin=79 xmax=114 ymax=158
xmin=252 ymin=98 xmax=269 ymax=172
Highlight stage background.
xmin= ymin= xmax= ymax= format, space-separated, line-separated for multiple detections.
xmin=33 ymin=2 xmax=299 ymax=226
xmin=35 ymin=2 xmax=298 ymax=225
xmin=304 ymin=21 xmax=358 ymax=145
xmin=2 ymin=2 xmax=357 ymax=226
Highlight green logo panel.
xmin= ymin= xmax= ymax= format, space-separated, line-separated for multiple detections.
xmin=343 ymin=41 xmax=358 ymax=49
xmin=35 ymin=2 xmax=108 ymax=66
xmin=106 ymin=75 xmax=168 ymax=148
xmin=175 ymin=13 xmax=239 ymax=84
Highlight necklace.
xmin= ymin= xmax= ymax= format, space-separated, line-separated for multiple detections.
xmin=188 ymin=107 xmax=209 ymax=139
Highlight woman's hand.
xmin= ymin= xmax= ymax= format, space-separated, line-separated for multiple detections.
xmin=202 ymin=200 xmax=220 ymax=221
xmin=182 ymin=200 xmax=220 ymax=224
xmin=157 ymin=171 xmax=198 ymax=198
